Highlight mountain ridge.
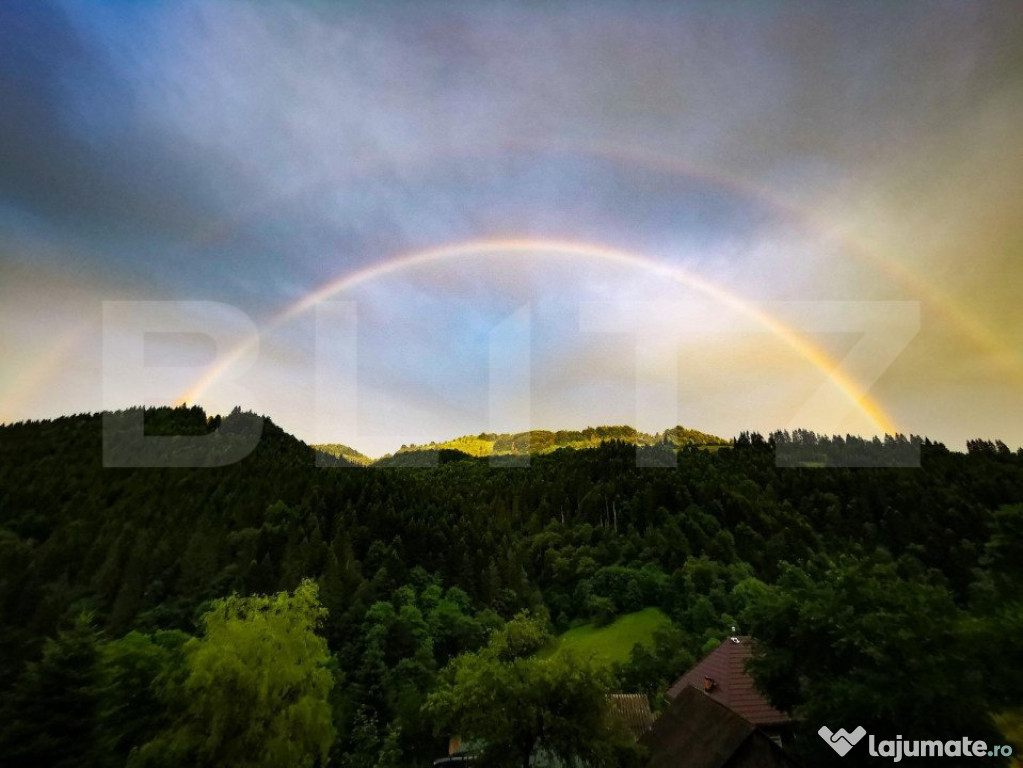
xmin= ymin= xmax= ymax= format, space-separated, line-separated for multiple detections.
xmin=339 ymin=424 xmax=730 ymax=465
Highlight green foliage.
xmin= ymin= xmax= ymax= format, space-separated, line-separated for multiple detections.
xmin=95 ymin=630 xmax=189 ymax=764
xmin=0 ymin=613 xmax=103 ymax=768
xmin=541 ymin=608 xmax=672 ymax=668
xmin=982 ymin=503 xmax=1023 ymax=598
xmin=613 ymin=623 xmax=696 ymax=707
xmin=335 ymin=707 xmax=403 ymax=768
xmin=387 ymin=423 xmax=728 ymax=461
xmin=2 ymin=410 xmax=1022 ymax=765
xmin=311 ymin=443 xmax=372 ymax=466
xmin=742 ymin=553 xmax=1013 ymax=766
xmin=334 ymin=573 xmax=502 ymax=761
xmin=425 ymin=614 xmax=641 ymax=767
xmin=433 ymin=435 xmax=497 ymax=457
xmin=489 ymin=611 xmax=552 ymax=659
xmin=131 ymin=580 xmax=334 ymax=768
xmin=661 ymin=425 xmax=730 ymax=448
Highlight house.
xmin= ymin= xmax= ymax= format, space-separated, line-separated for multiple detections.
xmin=641 ymin=686 xmax=800 ymax=768
xmin=637 ymin=635 xmax=801 ymax=767
xmin=666 ymin=636 xmax=790 ymax=738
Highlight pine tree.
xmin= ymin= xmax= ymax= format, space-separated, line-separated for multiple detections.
xmin=0 ymin=614 xmax=102 ymax=768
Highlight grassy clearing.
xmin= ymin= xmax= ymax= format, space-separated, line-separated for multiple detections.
xmin=541 ymin=608 xmax=671 ymax=668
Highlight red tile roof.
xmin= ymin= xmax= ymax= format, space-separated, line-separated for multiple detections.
xmin=666 ymin=636 xmax=790 ymax=727
xmin=607 ymin=693 xmax=654 ymax=739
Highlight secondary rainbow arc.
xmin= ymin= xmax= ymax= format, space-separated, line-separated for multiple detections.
xmin=183 ymin=140 xmax=1023 ymax=386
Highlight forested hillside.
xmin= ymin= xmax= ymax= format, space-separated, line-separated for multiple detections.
xmin=313 ymin=443 xmax=374 ymax=466
xmin=372 ymin=425 xmax=728 ymax=465
xmin=0 ymin=406 xmax=1020 ymax=766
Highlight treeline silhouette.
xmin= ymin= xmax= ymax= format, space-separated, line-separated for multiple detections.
xmin=0 ymin=406 xmax=1020 ymax=766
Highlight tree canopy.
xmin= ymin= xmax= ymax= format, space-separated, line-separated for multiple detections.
xmin=130 ymin=580 xmax=334 ymax=768
xmin=425 ymin=613 xmax=642 ymax=767
xmin=1 ymin=407 xmax=1021 ymax=764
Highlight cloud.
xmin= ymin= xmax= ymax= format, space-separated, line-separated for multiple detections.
xmin=1 ymin=1 xmax=1021 ymax=448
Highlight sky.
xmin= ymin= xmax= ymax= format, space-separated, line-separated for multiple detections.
xmin=1 ymin=0 xmax=1021 ymax=457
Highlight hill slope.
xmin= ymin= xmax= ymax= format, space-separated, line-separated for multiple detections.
xmin=374 ymin=425 xmax=729 ymax=465
xmin=1 ymin=407 xmax=1020 ymax=766
xmin=312 ymin=443 xmax=373 ymax=466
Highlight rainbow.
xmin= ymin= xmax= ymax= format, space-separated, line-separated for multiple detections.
xmin=184 ymin=139 xmax=1023 ymax=384
xmin=554 ymin=139 xmax=1023 ymax=381
xmin=179 ymin=237 xmax=898 ymax=434
xmin=0 ymin=325 xmax=91 ymax=424
xmin=10 ymin=145 xmax=1010 ymax=429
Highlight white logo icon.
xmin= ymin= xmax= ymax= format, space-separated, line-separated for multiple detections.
xmin=819 ymin=725 xmax=867 ymax=756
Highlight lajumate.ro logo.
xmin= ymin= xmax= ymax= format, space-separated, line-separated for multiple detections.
xmin=819 ymin=726 xmax=1015 ymax=761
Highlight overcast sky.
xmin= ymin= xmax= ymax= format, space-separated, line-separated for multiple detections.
xmin=2 ymin=1 xmax=1021 ymax=455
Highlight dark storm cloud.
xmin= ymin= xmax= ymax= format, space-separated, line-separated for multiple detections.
xmin=0 ymin=3 xmax=247 ymax=252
